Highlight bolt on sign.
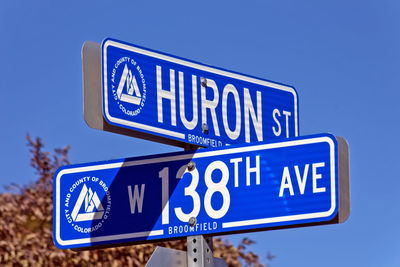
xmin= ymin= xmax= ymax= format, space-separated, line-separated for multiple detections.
xmin=82 ymin=39 xmax=299 ymax=148
xmin=53 ymin=134 xmax=349 ymax=250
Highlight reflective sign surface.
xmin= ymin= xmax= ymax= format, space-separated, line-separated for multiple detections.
xmin=102 ymin=38 xmax=299 ymax=147
xmin=54 ymin=134 xmax=347 ymax=250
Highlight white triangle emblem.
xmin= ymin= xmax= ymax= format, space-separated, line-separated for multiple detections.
xmin=71 ymin=184 xmax=104 ymax=222
xmin=116 ymin=64 xmax=142 ymax=105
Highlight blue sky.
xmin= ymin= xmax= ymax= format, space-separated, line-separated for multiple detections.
xmin=1 ymin=1 xmax=399 ymax=266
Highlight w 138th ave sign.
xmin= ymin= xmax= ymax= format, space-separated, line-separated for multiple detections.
xmin=82 ymin=39 xmax=299 ymax=148
xmin=53 ymin=134 xmax=349 ymax=250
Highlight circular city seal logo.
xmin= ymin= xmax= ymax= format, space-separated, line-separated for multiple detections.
xmin=64 ymin=176 xmax=111 ymax=234
xmin=111 ymin=56 xmax=147 ymax=117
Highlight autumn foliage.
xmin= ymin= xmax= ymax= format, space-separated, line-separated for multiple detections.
xmin=0 ymin=136 xmax=271 ymax=266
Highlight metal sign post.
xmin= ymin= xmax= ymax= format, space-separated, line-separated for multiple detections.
xmin=145 ymin=236 xmax=227 ymax=267
xmin=186 ymin=235 xmax=214 ymax=267
xmin=183 ymin=144 xmax=219 ymax=267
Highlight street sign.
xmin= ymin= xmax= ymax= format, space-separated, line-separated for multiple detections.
xmin=53 ymin=134 xmax=349 ymax=250
xmin=83 ymin=38 xmax=299 ymax=148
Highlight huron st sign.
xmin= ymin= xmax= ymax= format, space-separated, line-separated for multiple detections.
xmin=83 ymin=39 xmax=298 ymax=148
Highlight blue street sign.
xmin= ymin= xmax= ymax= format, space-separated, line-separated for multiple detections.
xmin=53 ymin=134 xmax=349 ymax=250
xmin=102 ymin=38 xmax=299 ymax=148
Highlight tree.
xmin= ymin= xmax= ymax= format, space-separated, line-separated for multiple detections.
xmin=0 ymin=135 xmax=273 ymax=266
